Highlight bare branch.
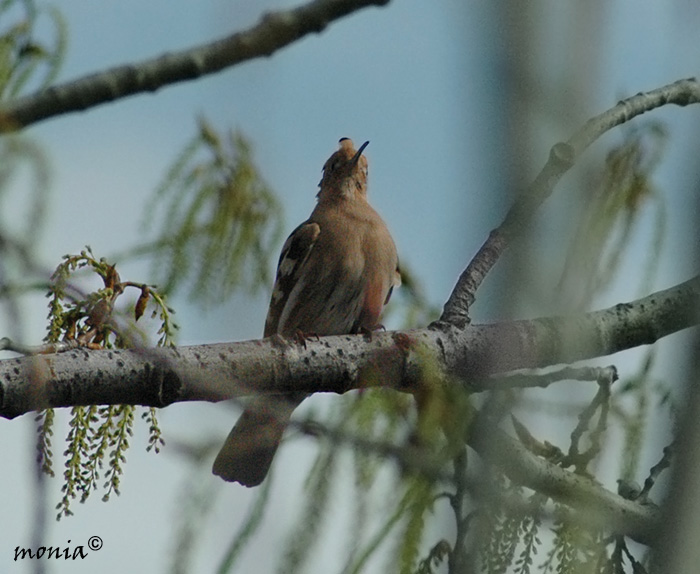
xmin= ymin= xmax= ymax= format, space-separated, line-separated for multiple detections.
xmin=438 ymin=77 xmax=700 ymax=329
xmin=291 ymin=402 xmax=660 ymax=546
xmin=0 ymin=337 xmax=81 ymax=355
xmin=0 ymin=0 xmax=390 ymax=131
xmin=469 ymin=408 xmax=659 ymax=546
xmin=639 ymin=442 xmax=674 ymax=503
xmin=488 ymin=365 xmax=617 ymax=390
xmin=1 ymin=275 xmax=697 ymax=419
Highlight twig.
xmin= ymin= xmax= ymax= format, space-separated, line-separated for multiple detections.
xmin=563 ymin=367 xmax=617 ymax=472
xmin=638 ymin=442 xmax=674 ymax=503
xmin=448 ymin=449 xmax=470 ymax=574
xmin=0 ymin=336 xmax=80 ymax=355
xmin=488 ymin=365 xmax=618 ymax=390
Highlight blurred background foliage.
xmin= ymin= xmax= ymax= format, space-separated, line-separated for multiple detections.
xmin=131 ymin=118 xmax=284 ymax=305
xmin=0 ymin=0 xmax=65 ymax=305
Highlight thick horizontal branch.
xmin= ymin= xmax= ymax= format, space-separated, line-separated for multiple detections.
xmin=439 ymin=77 xmax=700 ymax=328
xmin=1 ymin=275 xmax=697 ymax=419
xmin=0 ymin=0 xmax=389 ymax=131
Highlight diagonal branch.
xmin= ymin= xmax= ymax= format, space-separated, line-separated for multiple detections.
xmin=438 ymin=77 xmax=700 ymax=329
xmin=297 ymin=406 xmax=660 ymax=545
xmin=0 ymin=0 xmax=390 ymax=131
xmin=468 ymin=407 xmax=659 ymax=546
xmin=1 ymin=275 xmax=697 ymax=419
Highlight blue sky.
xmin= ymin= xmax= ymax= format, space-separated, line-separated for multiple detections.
xmin=1 ymin=1 xmax=699 ymax=573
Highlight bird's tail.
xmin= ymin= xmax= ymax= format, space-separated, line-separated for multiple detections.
xmin=212 ymin=394 xmax=305 ymax=487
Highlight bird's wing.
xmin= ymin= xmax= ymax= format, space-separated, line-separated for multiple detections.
xmin=264 ymin=221 xmax=321 ymax=337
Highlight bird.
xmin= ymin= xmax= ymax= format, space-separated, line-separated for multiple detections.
xmin=212 ymin=138 xmax=401 ymax=486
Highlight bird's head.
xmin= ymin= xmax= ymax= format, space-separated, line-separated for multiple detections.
xmin=318 ymin=138 xmax=370 ymax=200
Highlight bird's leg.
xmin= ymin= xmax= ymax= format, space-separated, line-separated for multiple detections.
xmin=360 ymin=323 xmax=386 ymax=341
xmin=293 ymin=329 xmax=320 ymax=349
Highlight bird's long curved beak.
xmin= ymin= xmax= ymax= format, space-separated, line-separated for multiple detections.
xmin=351 ymin=140 xmax=370 ymax=165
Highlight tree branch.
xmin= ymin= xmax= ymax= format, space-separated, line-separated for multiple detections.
xmin=438 ymin=77 xmax=700 ymax=329
xmin=288 ymin=399 xmax=660 ymax=546
xmin=1 ymin=275 xmax=697 ymax=419
xmin=488 ymin=365 xmax=617 ymax=390
xmin=0 ymin=0 xmax=390 ymax=131
xmin=469 ymin=408 xmax=659 ymax=546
